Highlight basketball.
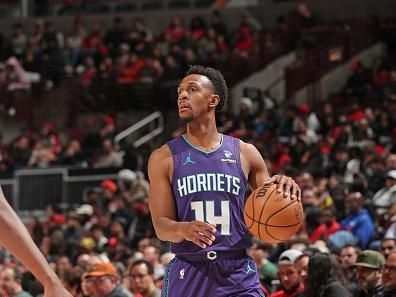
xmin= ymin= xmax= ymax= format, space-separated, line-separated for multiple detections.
xmin=244 ymin=183 xmax=304 ymax=243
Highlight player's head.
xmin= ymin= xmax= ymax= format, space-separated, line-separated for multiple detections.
xmin=177 ymin=65 xmax=228 ymax=123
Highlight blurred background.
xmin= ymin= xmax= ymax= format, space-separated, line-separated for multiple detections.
xmin=0 ymin=0 xmax=396 ymax=296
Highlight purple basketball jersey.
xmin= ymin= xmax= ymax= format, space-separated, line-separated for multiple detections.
xmin=167 ymin=134 xmax=251 ymax=256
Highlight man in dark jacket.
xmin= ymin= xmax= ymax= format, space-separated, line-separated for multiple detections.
xmin=383 ymin=252 xmax=396 ymax=297
xmin=354 ymin=250 xmax=385 ymax=297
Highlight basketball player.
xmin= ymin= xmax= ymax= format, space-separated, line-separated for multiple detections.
xmin=148 ymin=65 xmax=300 ymax=297
xmin=0 ymin=186 xmax=72 ymax=297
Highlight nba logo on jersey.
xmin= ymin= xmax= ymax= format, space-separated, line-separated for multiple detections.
xmin=179 ymin=269 xmax=185 ymax=279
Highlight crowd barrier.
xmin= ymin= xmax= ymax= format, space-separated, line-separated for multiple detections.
xmin=0 ymin=167 xmax=118 ymax=211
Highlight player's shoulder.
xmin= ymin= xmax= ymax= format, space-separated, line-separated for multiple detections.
xmin=148 ymin=144 xmax=173 ymax=171
xmin=239 ymin=139 xmax=260 ymax=156
xmin=149 ymin=144 xmax=172 ymax=161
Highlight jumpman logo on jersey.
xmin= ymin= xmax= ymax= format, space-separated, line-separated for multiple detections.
xmin=183 ymin=153 xmax=196 ymax=165
xmin=246 ymin=261 xmax=256 ymax=274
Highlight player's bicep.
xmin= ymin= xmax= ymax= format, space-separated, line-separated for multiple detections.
xmin=244 ymin=143 xmax=270 ymax=190
xmin=148 ymin=149 xmax=177 ymax=228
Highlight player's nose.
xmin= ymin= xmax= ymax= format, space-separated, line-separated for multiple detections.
xmin=178 ymin=90 xmax=188 ymax=102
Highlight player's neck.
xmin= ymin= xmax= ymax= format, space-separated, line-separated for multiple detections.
xmin=185 ymin=119 xmax=221 ymax=152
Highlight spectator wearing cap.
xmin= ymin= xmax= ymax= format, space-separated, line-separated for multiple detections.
xmin=380 ymin=238 xmax=396 ymax=259
xmin=271 ymin=249 xmax=304 ymax=297
xmin=340 ymin=191 xmax=375 ymax=249
xmin=383 ymin=252 xmax=396 ymax=297
xmin=0 ymin=266 xmax=33 ymax=297
xmin=118 ymin=169 xmax=149 ymax=202
xmin=353 ymin=250 xmax=385 ymax=297
xmin=83 ymin=262 xmax=132 ymax=297
xmin=372 ymin=170 xmax=396 ymax=219
xmin=128 ymin=260 xmax=161 ymax=297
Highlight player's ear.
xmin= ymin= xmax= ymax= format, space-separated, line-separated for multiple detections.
xmin=209 ymin=94 xmax=220 ymax=109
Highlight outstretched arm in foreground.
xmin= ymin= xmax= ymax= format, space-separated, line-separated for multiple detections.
xmin=0 ymin=186 xmax=72 ymax=297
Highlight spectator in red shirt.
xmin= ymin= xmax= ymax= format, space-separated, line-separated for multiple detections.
xmin=310 ymin=206 xmax=341 ymax=243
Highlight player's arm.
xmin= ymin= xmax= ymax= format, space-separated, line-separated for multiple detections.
xmin=241 ymin=141 xmax=300 ymax=199
xmin=0 ymin=186 xmax=72 ymax=297
xmin=241 ymin=141 xmax=270 ymax=191
xmin=148 ymin=145 xmax=216 ymax=248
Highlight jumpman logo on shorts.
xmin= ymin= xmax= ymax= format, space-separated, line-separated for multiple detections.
xmin=183 ymin=153 xmax=196 ymax=165
xmin=246 ymin=261 xmax=256 ymax=274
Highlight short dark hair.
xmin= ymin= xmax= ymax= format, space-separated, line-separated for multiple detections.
xmin=185 ymin=65 xmax=228 ymax=112
xmin=130 ymin=259 xmax=154 ymax=275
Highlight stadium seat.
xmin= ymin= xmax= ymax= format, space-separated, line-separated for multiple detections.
xmin=115 ymin=3 xmax=137 ymax=12
xmin=85 ymin=3 xmax=112 ymax=14
xmin=194 ymin=0 xmax=213 ymax=8
xmin=168 ymin=0 xmax=191 ymax=9
xmin=141 ymin=1 xmax=163 ymax=11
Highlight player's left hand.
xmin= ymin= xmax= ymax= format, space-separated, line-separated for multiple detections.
xmin=263 ymin=175 xmax=300 ymax=200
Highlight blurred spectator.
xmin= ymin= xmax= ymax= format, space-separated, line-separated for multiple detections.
xmin=82 ymin=262 xmax=132 ymax=297
xmin=249 ymin=239 xmax=278 ymax=290
xmin=372 ymin=170 xmax=396 ymax=219
xmin=339 ymin=244 xmax=360 ymax=288
xmin=104 ymin=18 xmax=127 ymax=54
xmin=10 ymin=23 xmax=27 ymax=58
xmin=59 ymin=267 xmax=84 ymax=297
xmin=294 ymin=253 xmax=309 ymax=288
xmin=309 ymin=206 xmax=340 ymax=243
xmin=143 ymin=246 xmax=164 ymax=281
xmin=305 ymin=253 xmax=349 ymax=297
xmin=28 ymin=139 xmax=57 ymax=168
xmin=128 ymin=260 xmax=161 ymax=297
xmin=383 ymin=252 xmax=396 ymax=296
xmin=94 ymin=139 xmax=123 ymax=168
xmin=353 ymin=250 xmax=385 ymax=297
xmin=0 ymin=266 xmax=33 ymax=297
xmin=118 ymin=169 xmax=149 ymax=202
xmin=380 ymin=238 xmax=396 ymax=259
xmin=271 ymin=249 xmax=304 ymax=297
xmin=3 ymin=56 xmax=30 ymax=92
xmin=339 ymin=191 xmax=375 ymax=249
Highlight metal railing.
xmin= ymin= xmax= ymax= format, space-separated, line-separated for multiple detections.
xmin=0 ymin=168 xmax=118 ymax=212
xmin=114 ymin=111 xmax=164 ymax=148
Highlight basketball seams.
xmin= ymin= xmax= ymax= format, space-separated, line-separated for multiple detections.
xmin=244 ymin=212 xmax=301 ymax=227
xmin=257 ymin=185 xmax=277 ymax=240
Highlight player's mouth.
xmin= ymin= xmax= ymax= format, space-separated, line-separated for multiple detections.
xmin=179 ymin=104 xmax=191 ymax=112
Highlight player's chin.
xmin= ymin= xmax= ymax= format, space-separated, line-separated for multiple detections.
xmin=179 ymin=114 xmax=193 ymax=124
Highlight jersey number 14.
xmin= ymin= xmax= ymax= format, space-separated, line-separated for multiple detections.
xmin=191 ymin=200 xmax=230 ymax=235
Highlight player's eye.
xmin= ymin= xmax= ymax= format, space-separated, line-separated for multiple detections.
xmin=189 ymin=86 xmax=197 ymax=92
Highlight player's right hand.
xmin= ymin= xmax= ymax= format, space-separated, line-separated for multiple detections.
xmin=179 ymin=220 xmax=216 ymax=249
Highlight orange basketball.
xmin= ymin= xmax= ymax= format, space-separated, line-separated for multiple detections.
xmin=244 ymin=183 xmax=304 ymax=243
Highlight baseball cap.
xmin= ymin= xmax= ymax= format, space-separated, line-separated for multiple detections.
xmin=101 ymin=179 xmax=117 ymax=193
xmin=83 ymin=262 xmax=118 ymax=279
xmin=387 ymin=170 xmax=396 ymax=180
xmin=353 ymin=250 xmax=385 ymax=269
xmin=75 ymin=204 xmax=93 ymax=216
xmin=278 ymin=249 xmax=303 ymax=265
